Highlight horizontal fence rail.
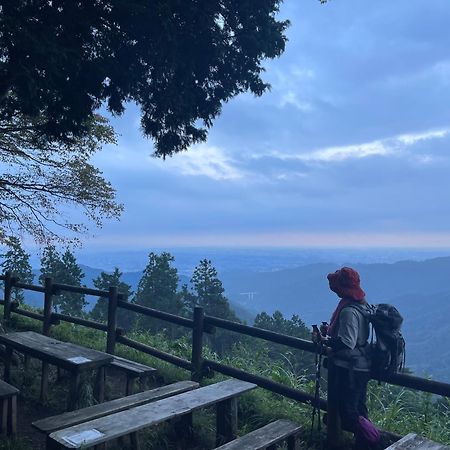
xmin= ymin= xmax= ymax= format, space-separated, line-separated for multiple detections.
xmin=52 ymin=282 xmax=125 ymax=300
xmin=1 ymin=270 xmax=449 ymax=444
xmin=118 ymin=300 xmax=195 ymax=329
xmin=116 ymin=335 xmax=192 ymax=371
xmin=52 ymin=313 xmax=108 ymax=332
xmin=205 ymin=358 xmax=327 ymax=410
xmin=204 ymin=315 xmax=316 ymax=352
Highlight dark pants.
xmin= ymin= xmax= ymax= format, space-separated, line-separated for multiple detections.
xmin=335 ymin=365 xmax=370 ymax=433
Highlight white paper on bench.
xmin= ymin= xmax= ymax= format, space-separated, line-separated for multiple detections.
xmin=67 ymin=356 xmax=91 ymax=364
xmin=62 ymin=429 xmax=104 ymax=446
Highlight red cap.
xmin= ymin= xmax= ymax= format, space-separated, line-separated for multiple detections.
xmin=327 ymin=267 xmax=365 ymax=301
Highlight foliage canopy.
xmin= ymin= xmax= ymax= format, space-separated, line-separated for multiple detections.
xmin=0 ymin=114 xmax=122 ymax=243
xmin=1 ymin=0 xmax=289 ymax=157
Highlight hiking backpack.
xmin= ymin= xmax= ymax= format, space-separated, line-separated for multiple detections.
xmin=367 ymin=303 xmax=406 ymax=376
xmin=349 ymin=303 xmax=406 ymax=376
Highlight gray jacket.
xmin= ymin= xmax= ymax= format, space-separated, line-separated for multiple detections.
xmin=331 ymin=303 xmax=371 ymax=371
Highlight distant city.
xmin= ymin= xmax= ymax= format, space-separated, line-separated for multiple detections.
xmin=26 ymin=246 xmax=450 ymax=274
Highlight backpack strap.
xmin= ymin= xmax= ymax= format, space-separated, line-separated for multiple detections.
xmin=343 ymin=302 xmax=372 ymax=318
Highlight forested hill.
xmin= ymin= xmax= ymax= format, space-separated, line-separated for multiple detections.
xmin=220 ymin=257 xmax=450 ymax=381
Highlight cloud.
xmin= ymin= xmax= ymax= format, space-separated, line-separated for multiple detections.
xmin=85 ymin=0 xmax=450 ymax=248
xmin=396 ymin=128 xmax=450 ymax=145
xmin=264 ymin=127 xmax=450 ymax=164
xmin=157 ymin=144 xmax=245 ymax=181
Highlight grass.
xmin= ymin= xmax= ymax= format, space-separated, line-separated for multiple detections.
xmin=2 ymin=309 xmax=450 ymax=449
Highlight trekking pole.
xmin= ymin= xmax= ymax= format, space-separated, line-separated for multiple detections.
xmin=310 ymin=325 xmax=323 ymax=444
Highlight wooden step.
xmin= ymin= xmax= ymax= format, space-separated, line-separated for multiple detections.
xmin=33 ymin=380 xmax=198 ymax=434
xmin=109 ymin=355 xmax=156 ymax=376
xmin=385 ymin=433 xmax=450 ymax=449
xmin=48 ymin=379 xmax=257 ymax=448
xmin=0 ymin=380 xmax=19 ymax=399
xmin=215 ymin=420 xmax=302 ymax=450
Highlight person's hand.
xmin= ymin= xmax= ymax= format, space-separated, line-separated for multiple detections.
xmin=312 ymin=331 xmax=326 ymax=344
xmin=311 ymin=330 xmax=320 ymax=344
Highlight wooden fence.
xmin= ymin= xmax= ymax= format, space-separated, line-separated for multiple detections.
xmin=1 ymin=271 xmax=449 ymax=445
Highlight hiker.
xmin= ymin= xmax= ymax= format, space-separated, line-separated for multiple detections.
xmin=312 ymin=267 xmax=380 ymax=449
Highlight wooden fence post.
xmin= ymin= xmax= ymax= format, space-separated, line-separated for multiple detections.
xmin=42 ymin=277 xmax=54 ymax=336
xmin=326 ymin=359 xmax=342 ymax=448
xmin=191 ymin=306 xmax=204 ymax=382
xmin=40 ymin=277 xmax=54 ymax=403
xmin=106 ymin=286 xmax=118 ymax=355
xmin=3 ymin=271 xmax=13 ymax=323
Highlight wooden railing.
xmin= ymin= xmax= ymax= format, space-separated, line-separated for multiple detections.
xmin=1 ymin=271 xmax=449 ymax=445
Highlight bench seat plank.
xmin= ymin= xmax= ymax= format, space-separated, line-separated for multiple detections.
xmin=0 ymin=331 xmax=112 ymax=371
xmin=33 ymin=380 xmax=198 ymax=434
xmin=0 ymin=380 xmax=19 ymax=399
xmin=109 ymin=356 xmax=156 ymax=376
xmin=215 ymin=420 xmax=302 ymax=450
xmin=49 ymin=379 xmax=257 ymax=448
xmin=385 ymin=433 xmax=450 ymax=449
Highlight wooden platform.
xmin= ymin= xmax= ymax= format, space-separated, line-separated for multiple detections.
xmin=386 ymin=433 xmax=450 ymax=449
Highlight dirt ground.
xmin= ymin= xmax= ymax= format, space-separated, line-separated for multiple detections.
xmin=8 ymin=360 xmax=156 ymax=450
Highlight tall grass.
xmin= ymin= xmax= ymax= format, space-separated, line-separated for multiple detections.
xmin=3 ymin=309 xmax=450 ymax=448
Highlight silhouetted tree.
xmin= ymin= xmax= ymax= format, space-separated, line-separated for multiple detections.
xmin=190 ymin=259 xmax=239 ymax=354
xmin=39 ymin=246 xmax=86 ymax=315
xmin=0 ymin=237 xmax=33 ymax=304
xmin=134 ymin=252 xmax=182 ymax=335
xmin=91 ymin=268 xmax=133 ymax=329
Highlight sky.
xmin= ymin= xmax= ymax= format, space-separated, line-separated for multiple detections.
xmin=86 ymin=0 xmax=450 ymax=250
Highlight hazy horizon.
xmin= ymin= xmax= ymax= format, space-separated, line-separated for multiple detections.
xmin=16 ymin=246 xmax=450 ymax=274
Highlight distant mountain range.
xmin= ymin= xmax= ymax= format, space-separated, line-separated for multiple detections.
xmin=23 ymin=256 xmax=450 ymax=381
xmin=221 ymin=258 xmax=450 ymax=381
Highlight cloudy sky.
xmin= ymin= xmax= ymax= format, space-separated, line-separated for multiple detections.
xmin=88 ymin=0 xmax=450 ymax=250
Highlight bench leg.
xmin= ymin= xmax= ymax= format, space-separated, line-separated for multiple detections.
xmin=68 ymin=371 xmax=81 ymax=411
xmin=287 ymin=434 xmax=300 ymax=450
xmin=1 ymin=399 xmax=7 ymax=436
xmin=126 ymin=375 xmax=136 ymax=396
xmin=4 ymin=347 xmax=12 ymax=383
xmin=9 ymin=395 xmax=17 ymax=436
xmin=40 ymin=362 xmax=49 ymax=403
xmin=24 ymin=354 xmax=30 ymax=371
xmin=216 ymin=398 xmax=238 ymax=446
xmin=94 ymin=444 xmax=107 ymax=450
xmin=94 ymin=367 xmax=105 ymax=403
xmin=130 ymin=432 xmax=141 ymax=450
xmin=174 ymin=413 xmax=193 ymax=449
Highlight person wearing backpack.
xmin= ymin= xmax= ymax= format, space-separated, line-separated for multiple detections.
xmin=312 ymin=267 xmax=381 ymax=450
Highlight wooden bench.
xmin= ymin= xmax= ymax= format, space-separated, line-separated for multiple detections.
xmin=0 ymin=380 xmax=19 ymax=437
xmin=47 ymin=379 xmax=257 ymax=449
xmin=215 ymin=419 xmax=302 ymax=450
xmin=0 ymin=331 xmax=113 ymax=410
xmin=385 ymin=433 xmax=450 ymax=449
xmin=32 ymin=380 xmax=198 ymax=435
xmin=108 ymin=355 xmax=157 ymax=395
